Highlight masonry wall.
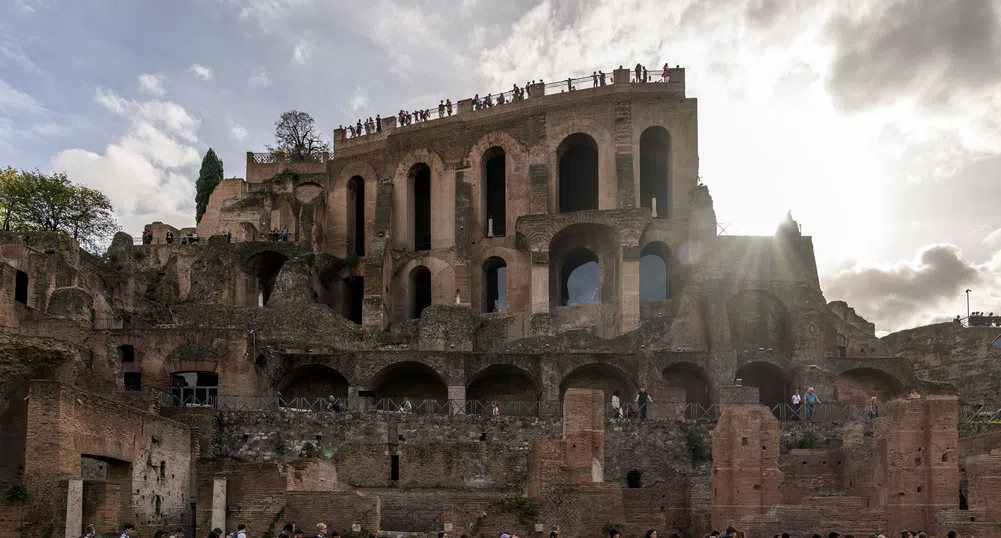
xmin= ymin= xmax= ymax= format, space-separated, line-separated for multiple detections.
xmin=23 ymin=381 xmax=192 ymax=537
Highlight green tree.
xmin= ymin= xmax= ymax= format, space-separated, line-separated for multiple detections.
xmin=9 ymin=169 xmax=119 ymax=251
xmin=195 ymin=148 xmax=224 ymax=223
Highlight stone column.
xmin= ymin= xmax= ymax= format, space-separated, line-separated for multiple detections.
xmin=620 ymin=246 xmax=641 ymax=334
xmin=448 ymin=385 xmax=466 ymax=416
xmin=211 ymin=477 xmax=227 ymax=533
xmin=613 ymin=68 xmax=631 ymax=84
xmin=65 ymin=478 xmax=83 ymax=538
xmin=530 ymin=253 xmax=550 ymax=314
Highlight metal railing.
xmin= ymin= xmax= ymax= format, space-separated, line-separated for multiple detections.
xmin=250 ymin=151 xmax=330 ymax=164
xmin=960 ymin=405 xmax=1001 ymax=423
xmin=381 ymin=510 xmax=443 ymax=533
xmin=768 ymin=403 xmax=868 ymax=422
xmin=161 ymin=395 xmax=562 ymax=417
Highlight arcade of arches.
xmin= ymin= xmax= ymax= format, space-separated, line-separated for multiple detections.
xmin=559 ymin=363 xmax=637 ymax=406
xmin=279 ymin=365 xmax=350 ymax=399
xmin=371 ymin=362 xmax=447 ymax=401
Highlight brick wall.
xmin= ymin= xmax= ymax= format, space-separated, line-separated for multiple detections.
xmin=23 ymin=381 xmax=192 ymax=538
xmin=284 ymin=492 xmax=379 ymax=535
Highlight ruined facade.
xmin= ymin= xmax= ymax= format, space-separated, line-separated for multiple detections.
xmin=2 ymin=67 xmax=1001 ymax=537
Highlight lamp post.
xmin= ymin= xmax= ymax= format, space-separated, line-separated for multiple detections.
xmin=966 ymin=289 xmax=972 ymax=319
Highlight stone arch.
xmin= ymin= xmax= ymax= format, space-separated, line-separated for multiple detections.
xmin=735 ymin=361 xmax=791 ymax=408
xmin=467 ymin=131 xmax=525 ymax=241
xmin=391 ymin=255 xmax=452 ymax=321
xmin=559 ymin=362 xmax=639 ymax=406
xmin=640 ymin=241 xmax=672 ymax=302
xmin=662 ymin=361 xmax=712 ymax=408
xmin=392 ymin=149 xmax=447 ymax=251
xmin=481 ymin=256 xmax=507 ymax=313
xmin=466 ymin=364 xmax=540 ymax=413
xmin=242 ymin=250 xmax=289 ymax=307
xmin=835 ymin=367 xmax=905 ymax=405
xmin=547 ymin=118 xmax=615 ymax=212
xmin=278 ymin=364 xmax=350 ymax=399
xmin=408 ymin=265 xmax=432 ymax=319
xmin=726 ymin=290 xmax=793 ymax=355
xmin=639 ymin=126 xmax=671 ymax=218
xmin=472 ymin=246 xmax=528 ymax=315
xmin=549 ymin=223 xmax=619 ymax=308
xmin=370 ymin=361 xmax=448 ymax=402
xmin=293 ymin=182 xmax=324 ymax=204
xmin=331 ymin=160 xmax=378 ymax=257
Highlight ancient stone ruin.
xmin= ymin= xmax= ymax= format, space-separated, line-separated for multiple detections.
xmin=2 ymin=67 xmax=1000 ymax=538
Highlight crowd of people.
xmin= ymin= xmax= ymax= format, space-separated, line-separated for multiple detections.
xmin=142 ymin=230 xmax=232 ymax=245
xmin=958 ymin=311 xmax=1001 ymax=327
xmin=341 ymin=62 xmax=677 ymax=139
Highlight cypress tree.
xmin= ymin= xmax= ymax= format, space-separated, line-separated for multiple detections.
xmin=195 ymin=148 xmax=224 ymax=223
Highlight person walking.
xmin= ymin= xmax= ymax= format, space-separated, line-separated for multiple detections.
xmin=636 ymin=386 xmax=653 ymax=420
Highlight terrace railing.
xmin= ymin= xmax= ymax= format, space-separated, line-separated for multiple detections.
xmin=960 ymin=405 xmax=1001 ymax=423
xmin=250 ymin=151 xmax=329 ymax=164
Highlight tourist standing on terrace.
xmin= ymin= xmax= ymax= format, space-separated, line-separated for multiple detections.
xmin=791 ymin=390 xmax=802 ymax=420
xmin=636 ymin=386 xmax=653 ymax=420
xmin=804 ymin=387 xmax=820 ymax=421
xmin=662 ymin=63 xmax=670 ymax=81
xmin=439 ymin=100 xmax=445 ymax=118
xmin=446 ymin=99 xmax=453 ymax=115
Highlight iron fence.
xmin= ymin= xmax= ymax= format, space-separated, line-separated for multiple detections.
xmin=381 ymin=510 xmax=443 ymax=533
xmin=960 ymin=405 xmax=1001 ymax=423
xmin=250 ymin=151 xmax=329 ymax=164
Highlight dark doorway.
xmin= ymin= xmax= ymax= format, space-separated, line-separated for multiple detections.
xmin=558 ymin=133 xmax=599 ymax=212
xmin=390 ymin=455 xmax=400 ymax=481
xmin=411 ymin=164 xmax=432 ymax=251
xmin=483 ymin=257 xmax=507 ymax=313
xmin=735 ymin=362 xmax=791 ymax=408
xmin=345 ymin=276 xmax=364 ymax=324
xmin=123 ymin=372 xmax=142 ymax=392
xmin=14 ymin=270 xmax=28 ymax=304
xmin=484 ymin=147 xmax=506 ymax=237
xmin=627 ymin=470 xmax=641 ymax=488
xmin=347 ymin=176 xmax=365 ymax=256
xmin=410 ymin=266 xmax=432 ymax=319
xmin=119 ymin=345 xmax=135 ymax=363
xmin=639 ymin=126 xmax=670 ymax=219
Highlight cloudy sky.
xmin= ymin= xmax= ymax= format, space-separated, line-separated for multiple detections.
xmin=1 ymin=0 xmax=999 ymax=335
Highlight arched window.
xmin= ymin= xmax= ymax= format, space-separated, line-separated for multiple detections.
xmin=560 ymin=248 xmax=598 ymax=306
xmin=410 ymin=164 xmax=432 ymax=251
xmin=409 ymin=265 xmax=432 ymax=319
xmin=483 ymin=147 xmax=506 ymax=237
xmin=119 ymin=345 xmax=135 ymax=363
xmin=639 ymin=126 xmax=670 ymax=219
xmin=639 ymin=242 xmax=671 ymax=301
xmin=347 ymin=176 xmax=365 ymax=256
xmin=483 ymin=257 xmax=507 ymax=313
xmin=558 ymin=133 xmax=599 ymax=212
xmin=170 ymin=371 xmax=219 ymax=406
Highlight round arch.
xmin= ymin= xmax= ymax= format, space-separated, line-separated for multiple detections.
xmin=278 ymin=364 xmax=350 ymax=399
xmin=662 ymin=361 xmax=711 ymax=408
xmin=547 ymin=119 xmax=614 ymax=213
xmin=242 ymin=250 xmax=289 ymax=307
xmin=392 ymin=149 xmax=446 ymax=251
xmin=481 ymin=256 xmax=508 ymax=313
xmin=557 ymin=133 xmax=599 ymax=212
xmin=735 ymin=361 xmax=791 ymax=408
xmin=391 ymin=255 xmax=452 ymax=322
xmin=640 ymin=241 xmax=672 ymax=302
xmin=835 ymin=367 xmax=905 ymax=405
xmin=370 ymin=361 xmax=448 ymax=402
xmin=639 ymin=126 xmax=671 ymax=219
xmin=559 ymin=363 xmax=639 ymax=406
xmin=466 ymin=364 xmax=540 ymax=413
xmin=472 ymin=246 xmax=527 ymax=315
xmin=467 ymin=131 xmax=525 ymax=241
xmin=548 ymin=223 xmax=619 ymax=308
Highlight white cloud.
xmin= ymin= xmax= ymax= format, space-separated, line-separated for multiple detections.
xmin=50 ymin=91 xmax=202 ymax=237
xmin=138 ymin=73 xmax=167 ymax=97
xmin=0 ymin=32 xmax=44 ymax=76
xmin=292 ymin=39 xmax=312 ymax=65
xmin=0 ymin=77 xmax=44 ymax=114
xmin=985 ymin=228 xmax=1001 ymax=246
xmin=189 ymin=63 xmax=213 ymax=80
xmin=230 ymin=122 xmax=248 ymax=141
xmin=349 ymin=86 xmax=368 ymax=111
xmin=823 ymin=243 xmax=1001 ymax=334
xmin=248 ymin=66 xmax=271 ymax=88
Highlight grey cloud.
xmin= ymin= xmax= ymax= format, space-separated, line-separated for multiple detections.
xmin=826 ymin=0 xmax=1001 ymax=111
xmin=822 ymin=244 xmax=985 ymax=332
